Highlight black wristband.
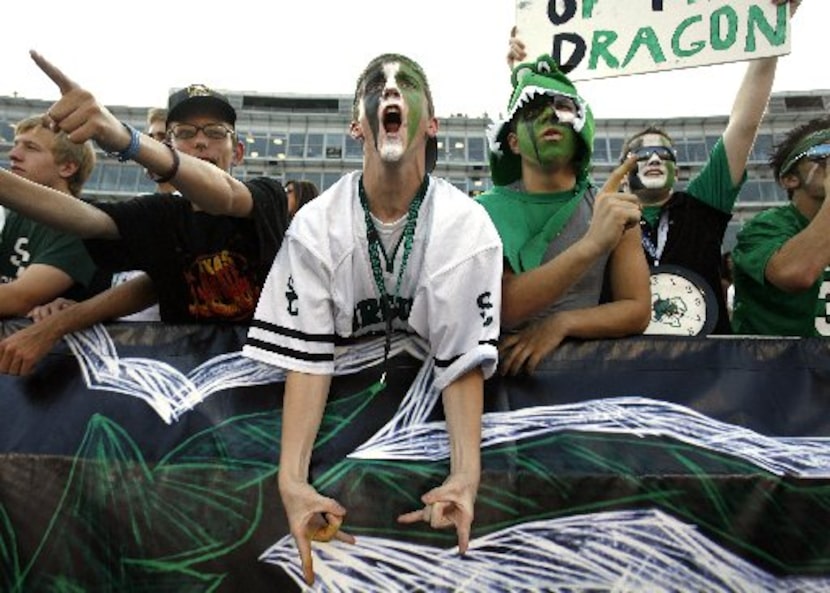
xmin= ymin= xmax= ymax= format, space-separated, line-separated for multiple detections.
xmin=154 ymin=141 xmax=180 ymax=184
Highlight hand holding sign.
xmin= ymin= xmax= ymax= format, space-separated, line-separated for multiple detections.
xmin=583 ymin=154 xmax=642 ymax=255
xmin=29 ymin=50 xmax=131 ymax=154
xmin=507 ymin=25 xmax=527 ymax=69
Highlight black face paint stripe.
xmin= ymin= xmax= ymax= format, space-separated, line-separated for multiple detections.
xmin=363 ymin=65 xmax=387 ymax=153
xmin=520 ymin=118 xmax=543 ymax=165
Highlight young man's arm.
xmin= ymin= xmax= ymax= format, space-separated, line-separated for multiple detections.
xmin=277 ymin=370 xmax=354 ymax=587
xmin=500 ymin=227 xmax=651 ymax=375
xmin=765 ymin=173 xmax=830 ymax=292
xmin=0 ymin=273 xmax=157 ymax=375
xmin=398 ymin=367 xmax=483 ymax=554
xmin=0 ymin=171 xmax=118 ymax=238
xmin=501 ymin=157 xmax=639 ymax=328
xmin=0 ymin=264 xmax=76 ymax=318
xmin=30 ymin=52 xmax=257 ymax=219
xmin=722 ymin=0 xmax=798 ymax=186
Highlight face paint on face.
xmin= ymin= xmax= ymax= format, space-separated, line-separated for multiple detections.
xmin=627 ymin=134 xmax=676 ymax=196
xmin=514 ymin=103 xmax=578 ymax=168
xmin=634 ymin=157 xmax=676 ymax=190
xmin=358 ymin=61 xmax=428 ymax=165
xmin=803 ymin=161 xmax=821 ymax=187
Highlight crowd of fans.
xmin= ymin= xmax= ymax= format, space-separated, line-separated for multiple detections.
xmin=0 ymin=0 xmax=823 ymax=583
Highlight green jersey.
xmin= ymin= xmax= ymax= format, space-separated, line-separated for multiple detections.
xmin=732 ymin=203 xmax=822 ymax=336
xmin=0 ymin=210 xmax=97 ymax=289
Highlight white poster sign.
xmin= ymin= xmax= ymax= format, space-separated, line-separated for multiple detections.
xmin=515 ymin=0 xmax=791 ymax=81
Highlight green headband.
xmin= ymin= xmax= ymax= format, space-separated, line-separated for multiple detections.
xmin=780 ymin=129 xmax=830 ymax=177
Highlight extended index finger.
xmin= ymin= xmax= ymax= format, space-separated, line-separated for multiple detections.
xmin=599 ymin=154 xmax=638 ymax=195
xmin=29 ymin=50 xmax=78 ymax=95
xmin=296 ymin=535 xmax=315 ymax=585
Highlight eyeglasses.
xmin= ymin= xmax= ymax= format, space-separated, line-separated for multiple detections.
xmin=632 ymin=146 xmax=677 ymax=163
xmin=519 ymin=94 xmax=578 ymax=124
xmin=169 ymin=123 xmax=234 ymax=141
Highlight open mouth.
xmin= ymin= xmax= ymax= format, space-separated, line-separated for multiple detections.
xmin=382 ymin=106 xmax=402 ymax=135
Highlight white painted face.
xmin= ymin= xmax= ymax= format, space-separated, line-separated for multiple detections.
xmin=634 ymin=133 xmax=676 ymax=191
xmin=377 ymin=62 xmax=405 ymax=163
xmin=356 ymin=61 xmax=410 ymax=165
xmin=356 ymin=58 xmax=432 ymax=170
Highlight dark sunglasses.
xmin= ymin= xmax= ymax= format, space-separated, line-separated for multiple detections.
xmin=518 ymin=94 xmax=578 ymax=124
xmin=632 ymin=146 xmax=677 ymax=162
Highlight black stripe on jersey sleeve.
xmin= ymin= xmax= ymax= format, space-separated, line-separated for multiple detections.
xmin=249 ymin=319 xmax=335 ymax=343
xmin=433 ymin=355 xmax=459 ymax=369
xmin=434 ymin=340 xmax=498 ymax=368
xmin=245 ymin=337 xmax=334 ymax=362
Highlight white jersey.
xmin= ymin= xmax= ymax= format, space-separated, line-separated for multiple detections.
xmin=244 ymin=171 xmax=503 ymax=391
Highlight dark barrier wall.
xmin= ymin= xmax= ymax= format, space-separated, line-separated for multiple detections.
xmin=1 ymin=320 xmax=829 ymax=592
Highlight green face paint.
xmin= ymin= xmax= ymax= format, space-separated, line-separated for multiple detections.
xmin=397 ymin=62 xmax=426 ymax=154
xmin=358 ymin=61 xmax=428 ymax=156
xmin=515 ymin=105 xmax=578 ymax=167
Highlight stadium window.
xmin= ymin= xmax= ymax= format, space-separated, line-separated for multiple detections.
xmin=306 ymin=133 xmax=324 ymax=159
xmin=325 ymin=133 xmax=344 ymax=159
xmin=288 ymin=133 xmax=305 ymax=158
xmin=593 ymin=137 xmax=609 ymax=163
xmin=448 ymin=136 xmax=466 ymax=162
xmin=245 ymin=132 xmax=268 ymax=159
xmin=750 ymin=134 xmax=773 ymax=163
xmin=118 ymin=165 xmax=141 ymax=192
xmin=269 ymin=134 xmax=287 ymax=159
xmin=99 ymin=163 xmax=120 ymax=191
xmin=467 ymin=136 xmax=485 ymax=163
xmin=345 ymin=134 xmax=362 ymax=159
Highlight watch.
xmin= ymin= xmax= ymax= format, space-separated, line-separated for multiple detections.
xmin=644 ymin=265 xmax=718 ymax=336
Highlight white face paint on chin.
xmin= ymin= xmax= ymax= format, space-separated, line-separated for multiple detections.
xmin=637 ymin=163 xmax=669 ymax=190
xmin=379 ymin=139 xmax=405 ymax=163
xmin=638 ymin=171 xmax=669 ymax=189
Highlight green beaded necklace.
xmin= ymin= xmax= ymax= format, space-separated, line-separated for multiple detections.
xmin=358 ymin=174 xmax=428 ymax=391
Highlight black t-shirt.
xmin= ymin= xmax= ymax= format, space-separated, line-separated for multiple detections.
xmin=642 ymin=191 xmax=731 ymax=334
xmin=84 ymin=177 xmax=289 ymax=323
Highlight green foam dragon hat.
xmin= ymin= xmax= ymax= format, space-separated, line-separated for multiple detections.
xmin=487 ymin=55 xmax=595 ymax=186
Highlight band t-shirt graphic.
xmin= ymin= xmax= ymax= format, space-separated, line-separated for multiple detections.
xmin=185 ymin=249 xmax=257 ymax=320
xmin=83 ymin=178 xmax=288 ymax=323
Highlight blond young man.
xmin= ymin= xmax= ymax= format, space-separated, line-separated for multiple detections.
xmin=0 ymin=115 xmax=102 ymax=318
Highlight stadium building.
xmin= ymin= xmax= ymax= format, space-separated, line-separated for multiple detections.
xmin=0 ymin=88 xmax=827 ymax=249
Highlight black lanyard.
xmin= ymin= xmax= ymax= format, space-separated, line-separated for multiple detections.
xmin=641 ymin=210 xmax=669 ymax=267
xmin=358 ymin=174 xmax=428 ymax=387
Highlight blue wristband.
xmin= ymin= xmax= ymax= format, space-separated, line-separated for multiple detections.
xmin=112 ymin=122 xmax=141 ymax=162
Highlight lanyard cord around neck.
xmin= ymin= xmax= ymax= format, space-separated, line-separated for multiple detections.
xmin=641 ymin=209 xmax=670 ymax=267
xmin=358 ymin=174 xmax=428 ymax=385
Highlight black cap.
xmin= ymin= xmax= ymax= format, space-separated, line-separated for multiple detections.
xmin=167 ymin=84 xmax=236 ymax=126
